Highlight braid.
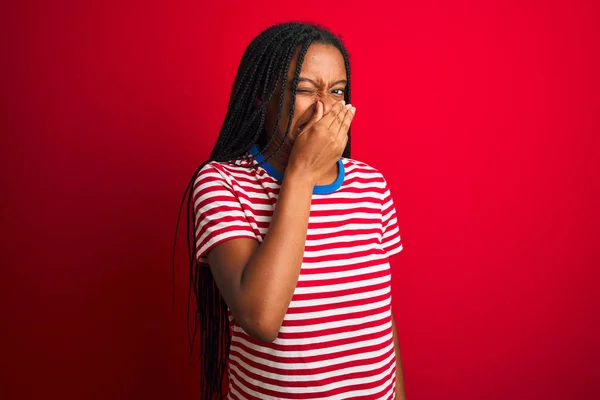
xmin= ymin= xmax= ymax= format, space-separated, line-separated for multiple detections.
xmin=257 ymin=35 xmax=300 ymax=162
xmin=213 ymin=26 xmax=301 ymax=161
xmin=225 ymin=28 xmax=302 ymax=159
xmin=259 ymin=38 xmax=313 ymax=163
xmin=172 ymin=22 xmax=353 ymax=399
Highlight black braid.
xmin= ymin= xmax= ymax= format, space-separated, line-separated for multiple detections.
xmin=225 ymin=28 xmax=301 ymax=157
xmin=172 ymin=22 xmax=353 ymax=399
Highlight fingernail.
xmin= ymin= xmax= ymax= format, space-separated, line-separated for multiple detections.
xmin=346 ymin=103 xmax=352 ymax=109
xmin=341 ymin=100 xmax=346 ymax=106
xmin=351 ymin=106 xmax=356 ymax=113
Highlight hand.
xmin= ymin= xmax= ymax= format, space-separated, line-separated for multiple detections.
xmin=287 ymin=100 xmax=355 ymax=185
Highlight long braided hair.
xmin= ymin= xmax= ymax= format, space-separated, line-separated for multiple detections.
xmin=173 ymin=22 xmax=352 ymax=399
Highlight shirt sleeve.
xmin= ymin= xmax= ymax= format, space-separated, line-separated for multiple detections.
xmin=380 ymin=175 xmax=403 ymax=258
xmin=193 ymin=162 xmax=258 ymax=264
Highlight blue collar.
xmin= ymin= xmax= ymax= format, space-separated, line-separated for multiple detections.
xmin=249 ymin=145 xmax=345 ymax=195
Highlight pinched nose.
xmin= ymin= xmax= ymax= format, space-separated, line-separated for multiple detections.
xmin=320 ymin=98 xmax=335 ymax=116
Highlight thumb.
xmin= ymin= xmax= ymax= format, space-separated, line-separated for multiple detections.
xmin=307 ymin=101 xmax=323 ymax=126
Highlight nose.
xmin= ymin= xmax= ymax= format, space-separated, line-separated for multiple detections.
xmin=321 ymin=97 xmax=339 ymax=116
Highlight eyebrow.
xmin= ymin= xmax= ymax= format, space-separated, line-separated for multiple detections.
xmin=293 ymin=78 xmax=348 ymax=86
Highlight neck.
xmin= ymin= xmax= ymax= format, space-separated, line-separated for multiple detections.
xmin=260 ymin=141 xmax=293 ymax=174
xmin=257 ymin=143 xmax=339 ymax=186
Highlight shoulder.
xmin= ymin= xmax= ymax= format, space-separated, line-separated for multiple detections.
xmin=341 ymin=156 xmax=387 ymax=184
xmin=196 ymin=155 xmax=257 ymax=186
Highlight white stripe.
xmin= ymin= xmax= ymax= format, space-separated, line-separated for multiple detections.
xmin=237 ymin=200 xmax=273 ymax=211
xmin=300 ymin=254 xmax=389 ymax=269
xmin=303 ymin=242 xmax=381 ymax=258
xmin=382 ymin=209 xmax=396 ymax=225
xmin=297 ymin=263 xmax=389 ymax=282
xmin=226 ymin=384 xmax=248 ymax=400
xmin=284 ymin=298 xmax=390 ymax=321
xmin=278 ymin=309 xmax=391 ymax=333
xmin=230 ymin=210 xmax=381 ymax=225
xmin=382 ymin=196 xmax=394 ymax=212
xmin=313 ymin=190 xmax=385 ymax=201
xmin=308 ymin=212 xmax=381 ymax=223
xmin=304 ymin=222 xmax=382 ymax=235
xmin=197 ymin=228 xmax=256 ymax=257
xmin=294 ymin=275 xmax=390 ymax=296
xmin=246 ymin=224 xmax=383 ymax=239
xmin=309 ymin=201 xmax=381 ymax=211
xmin=230 ymin=334 xmax=394 ymax=368
xmin=228 ymin=346 xmax=395 ymax=394
xmin=383 ymin=227 xmax=401 ymax=243
xmin=273 ymin=320 xmax=391 ymax=346
xmin=230 ymin=349 xmax=395 ymax=383
xmin=290 ymin=286 xmax=391 ymax=307
xmin=195 ymin=194 xmax=245 ymax=214
xmin=386 ymin=243 xmax=403 ymax=256
xmin=230 ymin=364 xmax=395 ymax=400
xmin=305 ymin=234 xmax=381 ymax=247
xmin=196 ymin=218 xmax=252 ymax=240
xmin=195 ymin=209 xmax=248 ymax=232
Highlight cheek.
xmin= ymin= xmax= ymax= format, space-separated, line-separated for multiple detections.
xmin=271 ymin=93 xmax=312 ymax=132
xmin=292 ymin=99 xmax=314 ymax=122
xmin=275 ymin=97 xmax=305 ymax=129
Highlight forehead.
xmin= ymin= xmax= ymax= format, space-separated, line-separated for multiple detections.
xmin=288 ymin=43 xmax=346 ymax=81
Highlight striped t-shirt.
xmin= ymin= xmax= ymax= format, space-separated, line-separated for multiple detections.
xmin=194 ymin=145 xmax=403 ymax=400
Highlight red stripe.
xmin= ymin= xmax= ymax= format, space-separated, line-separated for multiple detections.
xmin=305 ymin=228 xmax=382 ymax=241
xmin=228 ymin=353 xmax=395 ymax=388
xmin=228 ymin=344 xmax=394 ymax=378
xmin=291 ymin=281 xmax=391 ymax=302
xmin=228 ymin=358 xmax=395 ymax=399
xmin=294 ymin=267 xmax=389 ymax=288
xmin=234 ymin=327 xmax=392 ymax=355
xmin=344 ymin=379 xmax=395 ymax=400
xmin=281 ymin=304 xmax=390 ymax=327
xmin=231 ymin=334 xmax=394 ymax=365
xmin=300 ymin=247 xmax=389 ymax=264
xmin=297 ymin=259 xmax=387 ymax=275
xmin=304 ymin=238 xmax=380 ymax=253
xmin=286 ymin=292 xmax=391 ymax=315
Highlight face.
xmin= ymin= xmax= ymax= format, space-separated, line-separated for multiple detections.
xmin=262 ymin=43 xmax=348 ymax=158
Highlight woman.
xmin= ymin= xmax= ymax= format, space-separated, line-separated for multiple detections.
xmin=176 ymin=22 xmax=406 ymax=399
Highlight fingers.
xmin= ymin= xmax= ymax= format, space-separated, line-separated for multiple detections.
xmin=337 ymin=104 xmax=355 ymax=137
xmin=328 ymin=101 xmax=349 ymax=131
xmin=305 ymin=101 xmax=323 ymax=129
xmin=318 ymin=100 xmax=348 ymax=131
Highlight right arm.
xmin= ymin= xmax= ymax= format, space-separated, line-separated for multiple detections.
xmin=205 ymin=101 xmax=355 ymax=342
xmin=207 ymin=172 xmax=314 ymax=342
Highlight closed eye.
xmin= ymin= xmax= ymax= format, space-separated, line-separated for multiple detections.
xmin=295 ymin=88 xmax=346 ymax=95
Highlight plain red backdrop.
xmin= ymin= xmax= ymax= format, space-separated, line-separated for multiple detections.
xmin=1 ymin=0 xmax=599 ymax=399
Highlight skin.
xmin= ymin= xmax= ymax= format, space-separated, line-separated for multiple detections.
xmin=207 ymin=43 xmax=405 ymax=398
xmin=261 ymin=43 xmax=347 ymax=185
xmin=393 ymin=313 xmax=407 ymax=399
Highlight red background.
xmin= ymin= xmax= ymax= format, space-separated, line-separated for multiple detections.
xmin=2 ymin=1 xmax=599 ymax=399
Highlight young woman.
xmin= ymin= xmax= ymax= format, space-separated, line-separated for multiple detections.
xmin=176 ymin=22 xmax=406 ymax=400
